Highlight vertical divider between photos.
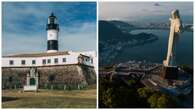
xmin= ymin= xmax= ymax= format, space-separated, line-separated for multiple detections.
xmin=96 ymin=1 xmax=99 ymax=109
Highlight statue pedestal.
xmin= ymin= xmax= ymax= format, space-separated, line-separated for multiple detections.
xmin=23 ymin=68 xmax=39 ymax=92
xmin=160 ymin=66 xmax=178 ymax=79
xmin=23 ymin=85 xmax=38 ymax=92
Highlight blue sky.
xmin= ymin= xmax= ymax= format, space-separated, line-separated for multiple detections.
xmin=2 ymin=2 xmax=96 ymax=55
xmin=99 ymin=2 xmax=193 ymax=23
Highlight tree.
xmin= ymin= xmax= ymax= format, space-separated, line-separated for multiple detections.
xmin=99 ymin=77 xmax=142 ymax=108
xmin=157 ymin=94 xmax=169 ymax=108
xmin=127 ymin=79 xmax=136 ymax=86
xmin=147 ymin=92 xmax=161 ymax=108
xmin=137 ymin=87 xmax=152 ymax=98
xmin=147 ymin=92 xmax=176 ymax=108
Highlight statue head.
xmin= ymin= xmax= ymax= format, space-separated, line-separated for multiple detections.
xmin=171 ymin=9 xmax=180 ymax=19
xmin=171 ymin=9 xmax=183 ymax=33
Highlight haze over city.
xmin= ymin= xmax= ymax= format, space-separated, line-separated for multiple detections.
xmin=99 ymin=2 xmax=193 ymax=23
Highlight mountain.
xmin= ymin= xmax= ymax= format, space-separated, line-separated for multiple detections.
xmin=110 ymin=20 xmax=135 ymax=32
xmin=99 ymin=20 xmax=158 ymax=66
xmin=99 ymin=20 xmax=124 ymax=41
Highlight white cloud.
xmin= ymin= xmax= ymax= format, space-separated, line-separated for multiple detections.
xmin=2 ymin=2 xmax=97 ymax=55
xmin=99 ymin=2 xmax=193 ymax=21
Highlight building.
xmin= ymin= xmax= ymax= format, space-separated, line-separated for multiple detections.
xmin=2 ymin=13 xmax=96 ymax=91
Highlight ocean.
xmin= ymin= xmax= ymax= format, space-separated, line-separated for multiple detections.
xmin=114 ymin=29 xmax=193 ymax=67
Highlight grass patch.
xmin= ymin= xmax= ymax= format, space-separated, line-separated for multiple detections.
xmin=2 ymin=85 xmax=96 ymax=108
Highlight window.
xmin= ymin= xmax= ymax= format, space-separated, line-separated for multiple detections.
xmin=32 ymin=60 xmax=36 ymax=65
xmin=62 ymin=58 xmax=66 ymax=62
xmin=47 ymin=59 xmax=51 ymax=64
xmin=9 ymin=60 xmax=14 ymax=65
xmin=21 ymin=60 xmax=25 ymax=65
xmin=54 ymin=58 xmax=58 ymax=64
xmin=42 ymin=59 xmax=46 ymax=64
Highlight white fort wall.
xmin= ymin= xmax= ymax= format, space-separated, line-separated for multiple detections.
xmin=2 ymin=54 xmax=93 ymax=67
xmin=74 ymin=51 xmax=97 ymax=72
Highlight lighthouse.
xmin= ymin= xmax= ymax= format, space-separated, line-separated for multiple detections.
xmin=2 ymin=11 xmax=96 ymax=91
xmin=46 ymin=13 xmax=59 ymax=53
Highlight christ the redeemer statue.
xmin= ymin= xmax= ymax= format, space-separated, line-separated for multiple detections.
xmin=163 ymin=9 xmax=182 ymax=67
xmin=161 ymin=9 xmax=183 ymax=79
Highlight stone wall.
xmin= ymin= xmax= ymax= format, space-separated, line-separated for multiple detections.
xmin=2 ymin=64 xmax=96 ymax=90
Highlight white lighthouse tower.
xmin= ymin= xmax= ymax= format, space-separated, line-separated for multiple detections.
xmin=46 ymin=13 xmax=59 ymax=53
